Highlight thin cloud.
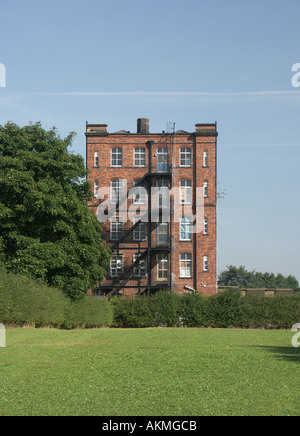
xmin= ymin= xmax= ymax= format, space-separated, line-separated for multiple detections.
xmin=24 ymin=90 xmax=300 ymax=98
xmin=219 ymin=143 xmax=300 ymax=147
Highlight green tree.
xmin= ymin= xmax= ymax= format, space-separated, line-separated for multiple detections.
xmin=0 ymin=122 xmax=110 ymax=298
xmin=275 ymin=273 xmax=285 ymax=289
xmin=218 ymin=265 xmax=253 ymax=287
xmin=253 ymin=271 xmax=264 ymax=288
xmin=218 ymin=265 xmax=299 ymax=289
xmin=267 ymin=273 xmax=277 ymax=289
xmin=285 ymin=275 xmax=299 ymax=290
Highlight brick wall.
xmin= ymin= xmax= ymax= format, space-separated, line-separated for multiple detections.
xmin=86 ymin=120 xmax=217 ymax=297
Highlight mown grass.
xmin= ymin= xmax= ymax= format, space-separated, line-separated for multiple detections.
xmin=0 ymin=328 xmax=299 ymax=416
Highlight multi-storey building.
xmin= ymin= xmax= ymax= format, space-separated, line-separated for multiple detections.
xmin=86 ymin=118 xmax=217 ymax=298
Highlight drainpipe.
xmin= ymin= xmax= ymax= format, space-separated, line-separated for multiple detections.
xmin=147 ymin=141 xmax=154 ymax=295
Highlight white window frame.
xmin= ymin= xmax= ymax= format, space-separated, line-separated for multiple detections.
xmin=157 ymin=147 xmax=169 ymax=173
xmin=111 ymin=147 xmax=123 ymax=167
xmin=110 ymin=179 xmax=123 ymax=204
xmin=110 ymin=255 xmax=124 ymax=278
xmin=133 ymin=254 xmax=147 ymax=278
xmin=180 ymin=147 xmax=192 ymax=167
xmin=203 ymin=255 xmax=208 ymax=272
xmin=156 ymin=179 xmax=169 ymax=209
xmin=94 ymin=152 xmax=99 ymax=167
xmin=204 ymin=181 xmax=208 ymax=198
xmin=157 ymin=223 xmax=169 ymax=244
xmin=110 ymin=220 xmax=123 ymax=241
xmin=180 ymin=253 xmax=192 ymax=278
xmin=204 ymin=219 xmax=208 ymax=235
xmin=180 ymin=180 xmax=192 ymax=205
xmin=180 ymin=217 xmax=192 ymax=241
xmin=134 ymin=147 xmax=146 ymax=167
xmin=94 ymin=181 xmax=99 ymax=196
xmin=157 ymin=253 xmax=169 ymax=281
xmin=133 ymin=219 xmax=147 ymax=242
xmin=132 ymin=181 xmax=147 ymax=205
xmin=203 ymin=151 xmax=208 ymax=167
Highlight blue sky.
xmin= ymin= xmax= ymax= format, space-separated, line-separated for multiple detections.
xmin=1 ymin=0 xmax=300 ymax=282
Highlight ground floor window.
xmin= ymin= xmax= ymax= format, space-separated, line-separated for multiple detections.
xmin=203 ymin=255 xmax=209 ymax=272
xmin=110 ymin=255 xmax=123 ymax=278
xmin=157 ymin=253 xmax=169 ymax=281
xmin=180 ymin=253 xmax=192 ymax=278
xmin=133 ymin=254 xmax=147 ymax=278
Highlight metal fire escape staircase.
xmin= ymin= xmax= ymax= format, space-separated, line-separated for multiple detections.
xmin=105 ymin=213 xmax=167 ymax=298
xmin=106 ymin=249 xmax=148 ymax=298
xmin=97 ymin=139 xmax=173 ymax=298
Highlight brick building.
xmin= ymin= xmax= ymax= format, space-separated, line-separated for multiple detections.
xmin=86 ymin=118 xmax=217 ymax=298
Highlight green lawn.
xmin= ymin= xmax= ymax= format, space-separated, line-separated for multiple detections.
xmin=0 ymin=328 xmax=299 ymax=416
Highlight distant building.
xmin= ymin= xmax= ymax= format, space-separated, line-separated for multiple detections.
xmin=86 ymin=118 xmax=217 ymax=297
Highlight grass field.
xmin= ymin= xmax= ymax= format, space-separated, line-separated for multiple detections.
xmin=0 ymin=327 xmax=299 ymax=416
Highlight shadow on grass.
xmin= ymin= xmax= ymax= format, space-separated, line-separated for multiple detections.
xmin=253 ymin=346 xmax=300 ymax=364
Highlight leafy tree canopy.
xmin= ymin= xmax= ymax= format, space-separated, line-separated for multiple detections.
xmin=0 ymin=122 xmax=110 ymax=298
xmin=218 ymin=265 xmax=299 ymax=290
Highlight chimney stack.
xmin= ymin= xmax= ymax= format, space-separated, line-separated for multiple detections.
xmin=137 ymin=118 xmax=149 ymax=134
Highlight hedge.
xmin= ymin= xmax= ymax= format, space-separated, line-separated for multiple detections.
xmin=0 ymin=267 xmax=113 ymax=328
xmin=63 ymin=296 xmax=113 ymax=329
xmin=111 ymin=296 xmax=157 ymax=328
xmin=111 ymin=290 xmax=300 ymax=329
xmin=1 ymin=266 xmax=299 ymax=330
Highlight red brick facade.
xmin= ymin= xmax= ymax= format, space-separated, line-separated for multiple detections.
xmin=86 ymin=119 xmax=217 ymax=297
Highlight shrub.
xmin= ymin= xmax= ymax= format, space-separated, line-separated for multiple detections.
xmin=210 ymin=289 xmax=243 ymax=328
xmin=1 ymin=266 xmax=299 ymax=331
xmin=0 ymin=266 xmax=13 ymax=323
xmin=111 ymin=291 xmax=181 ymax=328
xmin=0 ymin=268 xmax=113 ymax=328
xmin=0 ymin=268 xmax=65 ymax=327
xmin=179 ymin=292 xmax=213 ymax=327
xmin=152 ymin=291 xmax=180 ymax=327
xmin=111 ymin=296 xmax=156 ymax=328
xmin=266 ymin=295 xmax=300 ymax=329
xmin=63 ymin=296 xmax=113 ymax=329
xmin=239 ymin=295 xmax=276 ymax=328
xmin=111 ymin=290 xmax=300 ymax=330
